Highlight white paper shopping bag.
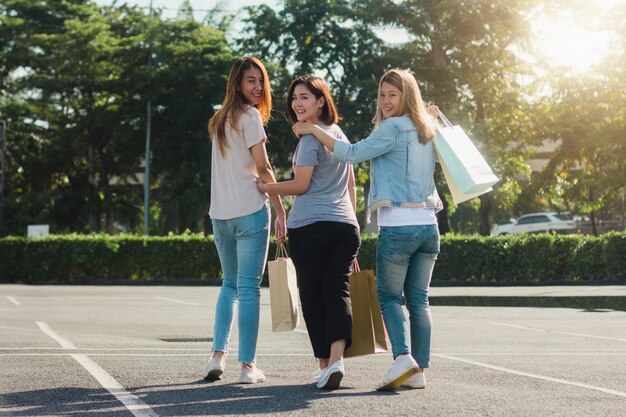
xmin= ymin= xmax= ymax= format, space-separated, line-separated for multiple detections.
xmin=267 ymin=243 xmax=301 ymax=332
xmin=434 ymin=112 xmax=499 ymax=203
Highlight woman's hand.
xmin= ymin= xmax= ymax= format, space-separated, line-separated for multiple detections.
xmin=256 ymin=178 xmax=268 ymax=193
xmin=292 ymin=121 xmax=315 ymax=138
xmin=274 ymin=214 xmax=287 ymax=244
xmin=426 ymin=104 xmax=439 ymax=118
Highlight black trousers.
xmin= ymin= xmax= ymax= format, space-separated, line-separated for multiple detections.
xmin=288 ymin=221 xmax=361 ymax=358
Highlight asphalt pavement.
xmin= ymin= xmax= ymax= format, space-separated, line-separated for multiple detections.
xmin=0 ymin=284 xmax=625 ymax=417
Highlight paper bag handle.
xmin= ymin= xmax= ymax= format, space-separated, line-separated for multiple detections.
xmin=438 ymin=110 xmax=453 ymax=128
xmin=274 ymin=242 xmax=289 ymax=260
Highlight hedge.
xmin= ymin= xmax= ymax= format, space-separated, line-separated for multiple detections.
xmin=1 ymin=232 xmax=625 ymax=284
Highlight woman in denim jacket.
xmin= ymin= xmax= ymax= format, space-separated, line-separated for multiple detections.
xmin=293 ymin=68 xmax=441 ymax=391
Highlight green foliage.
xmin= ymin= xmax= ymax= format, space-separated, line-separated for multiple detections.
xmin=0 ymin=233 xmax=220 ymax=283
xmin=1 ymin=232 xmax=623 ymax=284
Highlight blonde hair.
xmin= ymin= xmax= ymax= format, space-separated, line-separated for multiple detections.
xmin=208 ymin=57 xmax=272 ymax=156
xmin=373 ymin=69 xmax=436 ymax=144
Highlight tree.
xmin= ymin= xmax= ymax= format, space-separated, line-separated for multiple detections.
xmin=354 ymin=0 xmax=541 ymax=234
xmin=0 ymin=1 xmax=234 ymax=234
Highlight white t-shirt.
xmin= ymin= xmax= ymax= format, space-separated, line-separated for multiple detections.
xmin=209 ymin=105 xmax=269 ymax=220
xmin=377 ymin=206 xmax=438 ymax=227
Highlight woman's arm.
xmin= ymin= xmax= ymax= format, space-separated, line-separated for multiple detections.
xmin=293 ymin=121 xmax=397 ymax=164
xmin=250 ymin=141 xmax=286 ymax=242
xmin=292 ymin=123 xmax=337 ymax=151
xmin=348 ymin=165 xmax=357 ymax=214
xmin=257 ymin=165 xmax=314 ymax=196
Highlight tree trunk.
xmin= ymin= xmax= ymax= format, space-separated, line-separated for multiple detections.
xmin=479 ymin=193 xmax=493 ymax=236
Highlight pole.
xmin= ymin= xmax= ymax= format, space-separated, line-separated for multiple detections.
xmin=143 ymin=0 xmax=153 ymax=235
xmin=0 ymin=120 xmax=5 ymax=237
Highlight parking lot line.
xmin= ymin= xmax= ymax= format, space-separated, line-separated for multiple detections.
xmin=6 ymin=296 xmax=20 ymax=306
xmin=155 ymin=297 xmax=197 ymax=306
xmin=72 ymin=353 xmax=159 ymax=417
xmin=36 ymin=321 xmax=160 ymax=417
xmin=36 ymin=321 xmax=77 ymax=349
xmin=434 ymin=353 xmax=626 ymax=398
xmin=490 ymin=321 xmax=626 ymax=342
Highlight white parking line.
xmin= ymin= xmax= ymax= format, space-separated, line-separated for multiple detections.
xmin=72 ymin=354 xmax=159 ymax=417
xmin=434 ymin=353 xmax=626 ymax=398
xmin=490 ymin=322 xmax=626 ymax=342
xmin=155 ymin=297 xmax=197 ymax=306
xmin=7 ymin=296 xmax=20 ymax=306
xmin=36 ymin=322 xmax=160 ymax=417
xmin=36 ymin=321 xmax=77 ymax=349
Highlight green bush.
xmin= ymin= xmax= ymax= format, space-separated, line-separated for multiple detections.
xmin=1 ymin=232 xmax=624 ymax=284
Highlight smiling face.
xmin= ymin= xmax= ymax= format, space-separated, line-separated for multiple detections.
xmin=291 ymin=83 xmax=324 ymax=124
xmin=239 ymin=67 xmax=264 ymax=106
xmin=379 ymin=81 xmax=403 ymax=119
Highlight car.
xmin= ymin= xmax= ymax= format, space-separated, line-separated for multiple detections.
xmin=490 ymin=212 xmax=577 ymax=236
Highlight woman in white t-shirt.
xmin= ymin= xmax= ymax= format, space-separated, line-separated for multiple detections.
xmin=202 ymin=57 xmax=286 ymax=384
xmin=257 ymin=75 xmax=360 ymax=390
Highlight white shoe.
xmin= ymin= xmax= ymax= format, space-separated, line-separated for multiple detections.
xmin=402 ymin=371 xmax=426 ymax=389
xmin=317 ymin=360 xmax=344 ymax=389
xmin=202 ymin=354 xmax=225 ymax=381
xmin=239 ymin=365 xmax=266 ymax=384
xmin=376 ymin=354 xmax=419 ymax=391
xmin=313 ymin=367 xmax=326 ymax=382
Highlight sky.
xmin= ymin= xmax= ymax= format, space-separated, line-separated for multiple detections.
xmin=98 ymin=0 xmax=280 ymax=20
xmin=98 ymin=0 xmax=626 ymax=74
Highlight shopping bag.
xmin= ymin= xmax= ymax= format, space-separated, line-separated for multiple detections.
xmin=344 ymin=261 xmax=388 ymax=358
xmin=434 ymin=111 xmax=499 ymax=204
xmin=267 ymin=243 xmax=301 ymax=332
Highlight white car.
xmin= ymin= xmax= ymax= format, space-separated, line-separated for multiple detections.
xmin=491 ymin=212 xmax=577 ymax=236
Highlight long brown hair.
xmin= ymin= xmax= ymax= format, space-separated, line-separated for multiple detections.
xmin=208 ymin=57 xmax=272 ymax=156
xmin=286 ymin=75 xmax=339 ymax=125
xmin=373 ymin=69 xmax=436 ymax=144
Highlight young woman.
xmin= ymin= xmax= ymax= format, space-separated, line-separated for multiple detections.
xmin=257 ymin=75 xmax=360 ymax=390
xmin=203 ymin=57 xmax=286 ymax=384
xmin=293 ymin=69 xmax=441 ymax=391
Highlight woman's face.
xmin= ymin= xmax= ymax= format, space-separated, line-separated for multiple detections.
xmin=291 ymin=84 xmax=324 ymax=123
xmin=379 ymin=81 xmax=403 ymax=119
xmin=240 ymin=67 xmax=264 ymax=106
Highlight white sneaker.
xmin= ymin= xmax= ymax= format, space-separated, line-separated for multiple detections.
xmin=402 ymin=371 xmax=426 ymax=389
xmin=317 ymin=360 xmax=344 ymax=390
xmin=376 ymin=354 xmax=419 ymax=391
xmin=313 ymin=367 xmax=325 ymax=382
xmin=202 ymin=355 xmax=225 ymax=381
xmin=239 ymin=365 xmax=266 ymax=384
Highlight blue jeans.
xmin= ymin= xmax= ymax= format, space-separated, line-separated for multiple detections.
xmin=376 ymin=224 xmax=439 ymax=368
xmin=211 ymin=205 xmax=270 ymax=363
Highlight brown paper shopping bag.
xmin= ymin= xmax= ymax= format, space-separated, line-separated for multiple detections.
xmin=267 ymin=243 xmax=301 ymax=332
xmin=344 ymin=262 xmax=388 ymax=358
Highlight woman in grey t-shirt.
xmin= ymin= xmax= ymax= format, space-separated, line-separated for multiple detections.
xmin=257 ymin=75 xmax=360 ymax=390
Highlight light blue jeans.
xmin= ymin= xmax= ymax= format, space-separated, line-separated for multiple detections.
xmin=211 ymin=204 xmax=270 ymax=363
xmin=376 ymin=224 xmax=439 ymax=368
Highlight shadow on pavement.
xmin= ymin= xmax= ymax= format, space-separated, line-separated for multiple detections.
xmin=430 ymin=296 xmax=625 ymax=311
xmin=0 ymin=381 xmax=399 ymax=416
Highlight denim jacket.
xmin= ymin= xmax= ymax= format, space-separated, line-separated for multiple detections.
xmin=333 ymin=115 xmax=442 ymax=222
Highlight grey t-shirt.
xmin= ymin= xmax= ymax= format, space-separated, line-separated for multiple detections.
xmin=287 ymin=124 xmax=359 ymax=229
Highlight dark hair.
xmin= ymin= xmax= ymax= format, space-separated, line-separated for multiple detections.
xmin=286 ymin=75 xmax=339 ymax=125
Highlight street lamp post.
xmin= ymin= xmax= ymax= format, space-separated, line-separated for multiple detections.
xmin=0 ymin=120 xmax=5 ymax=237
xmin=143 ymin=0 xmax=153 ymax=235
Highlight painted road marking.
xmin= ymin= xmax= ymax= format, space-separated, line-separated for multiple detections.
xmin=155 ymin=297 xmax=197 ymax=306
xmin=36 ymin=322 xmax=159 ymax=417
xmin=36 ymin=321 xmax=77 ymax=349
xmin=71 ymin=354 xmax=159 ymax=417
xmin=434 ymin=353 xmax=626 ymax=398
xmin=490 ymin=322 xmax=626 ymax=342
xmin=7 ymin=297 xmax=20 ymax=306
